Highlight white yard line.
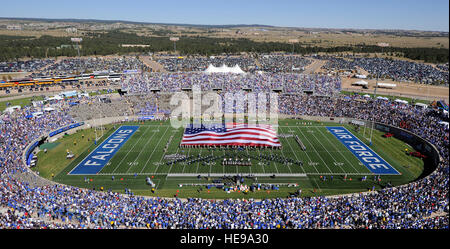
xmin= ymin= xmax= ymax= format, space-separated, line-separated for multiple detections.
xmin=278 ymin=126 xmax=304 ymax=174
xmin=295 ymin=126 xmax=333 ymax=174
xmin=138 ymin=126 xmax=170 ymax=174
xmin=153 ymin=128 xmax=177 ymax=174
xmin=259 ymin=150 xmax=267 ymax=174
xmin=308 ymin=127 xmax=345 ymax=173
xmin=316 ymin=127 xmax=360 ymax=174
xmin=123 ymin=127 xmax=159 ymax=173
xmin=277 ymin=127 xmax=294 ymax=174
xmin=166 ymin=129 xmax=183 ymax=177
xmin=269 ymin=147 xmax=280 ymax=174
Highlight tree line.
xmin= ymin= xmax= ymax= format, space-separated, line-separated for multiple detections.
xmin=0 ymin=31 xmax=448 ymax=63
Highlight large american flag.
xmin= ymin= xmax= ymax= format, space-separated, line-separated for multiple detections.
xmin=180 ymin=123 xmax=281 ymax=147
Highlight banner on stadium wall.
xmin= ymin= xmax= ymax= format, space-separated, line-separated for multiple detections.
xmin=351 ymin=120 xmax=365 ymax=126
xmin=25 ymin=141 xmax=40 ymax=165
xmin=138 ymin=115 xmax=155 ymax=120
xmin=375 ymin=124 xmax=390 ymax=133
xmin=399 ymin=130 xmax=414 ymax=142
xmin=123 ymin=69 xmax=139 ymax=74
xmin=49 ymin=122 xmax=84 ymax=137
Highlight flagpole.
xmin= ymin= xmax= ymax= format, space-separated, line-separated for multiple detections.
xmin=369 ymin=71 xmax=378 ymax=146
xmin=369 ymin=43 xmax=388 ymax=146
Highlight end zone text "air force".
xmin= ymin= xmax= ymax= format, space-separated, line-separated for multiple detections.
xmin=327 ymin=127 xmax=400 ymax=175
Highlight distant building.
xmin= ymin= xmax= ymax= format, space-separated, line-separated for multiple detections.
xmin=57 ymin=44 xmax=76 ymax=49
xmin=121 ymin=44 xmax=151 ymax=48
xmin=66 ymin=27 xmax=78 ymax=33
xmin=7 ymin=25 xmax=22 ymax=30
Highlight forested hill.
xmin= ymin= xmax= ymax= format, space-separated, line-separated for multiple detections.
xmin=0 ymin=31 xmax=448 ymax=63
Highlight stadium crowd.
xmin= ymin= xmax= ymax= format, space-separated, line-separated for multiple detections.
xmin=157 ymin=55 xmax=258 ymax=72
xmin=30 ymin=57 xmax=148 ymax=78
xmin=120 ymin=72 xmax=341 ymax=96
xmin=0 ymin=59 xmax=55 ymax=73
xmin=258 ymin=55 xmax=311 ymax=73
xmin=317 ymin=55 xmax=449 ymax=85
xmin=156 ymin=54 xmax=312 ymax=73
xmin=0 ymin=71 xmax=448 ymax=229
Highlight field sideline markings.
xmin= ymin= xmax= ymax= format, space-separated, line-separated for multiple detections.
xmin=92 ymin=172 xmax=399 ymax=176
xmin=277 ymin=126 xmax=295 ymax=174
xmin=279 ymin=126 xmax=321 ymax=189
xmin=245 ymin=145 xmax=252 ymax=175
xmin=286 ymin=126 xmax=322 ymax=191
xmin=267 ymin=144 xmax=280 ymax=174
xmin=122 ymin=126 xmax=158 ymax=173
xmin=124 ymin=126 xmax=160 ymax=173
xmin=137 ymin=125 xmax=329 ymax=128
xmin=286 ymin=126 xmax=317 ymax=174
xmin=140 ymin=125 xmax=170 ymax=174
xmin=309 ymin=127 xmax=347 ymax=174
xmin=123 ymin=126 xmax=158 ymax=173
xmin=181 ymin=137 xmax=192 ymax=174
xmin=166 ymin=128 xmax=183 ymax=177
xmin=153 ymin=127 xmax=178 ymax=174
xmin=295 ymin=126 xmax=334 ymax=174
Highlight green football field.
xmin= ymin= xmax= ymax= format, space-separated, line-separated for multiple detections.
xmin=38 ymin=119 xmax=425 ymax=198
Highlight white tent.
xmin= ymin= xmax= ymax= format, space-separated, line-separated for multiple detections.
xmin=43 ymin=107 xmax=55 ymax=112
xmin=46 ymin=95 xmax=63 ymax=101
xmin=204 ymin=64 xmax=246 ymax=74
xmin=352 ymin=80 xmax=368 ymax=86
xmin=414 ymin=103 xmax=428 ymax=109
xmin=394 ymin=99 xmax=408 ymax=104
xmin=377 ymin=83 xmax=397 ymax=89
xmin=3 ymin=105 xmax=21 ymax=114
xmin=355 ymin=74 xmax=367 ymax=79
xmin=32 ymin=111 xmax=44 ymax=117
xmin=376 ymin=96 xmax=389 ymax=101
xmin=218 ymin=64 xmax=228 ymax=72
xmin=230 ymin=64 xmax=246 ymax=74
xmin=204 ymin=64 xmax=220 ymax=73
xmin=363 ymin=94 xmax=371 ymax=98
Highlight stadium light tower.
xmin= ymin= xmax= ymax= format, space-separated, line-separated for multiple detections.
xmin=170 ymin=37 xmax=179 ymax=54
xmin=71 ymin=38 xmax=83 ymax=73
xmin=369 ymin=42 xmax=390 ymax=146
xmin=288 ymin=39 xmax=299 ymax=55
xmin=71 ymin=37 xmax=82 ymax=57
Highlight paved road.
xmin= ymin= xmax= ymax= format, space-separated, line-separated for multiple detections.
xmin=303 ymin=59 xmax=326 ymax=74
xmin=140 ymin=56 xmax=167 ymax=72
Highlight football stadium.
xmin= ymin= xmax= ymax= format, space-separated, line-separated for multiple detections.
xmin=0 ymin=1 xmax=448 ymax=236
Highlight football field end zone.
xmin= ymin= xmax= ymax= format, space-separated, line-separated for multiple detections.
xmin=68 ymin=125 xmax=139 ymax=175
xmin=326 ymin=126 xmax=400 ymax=175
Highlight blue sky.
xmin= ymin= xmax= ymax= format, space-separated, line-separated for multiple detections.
xmin=1 ymin=0 xmax=448 ymax=31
